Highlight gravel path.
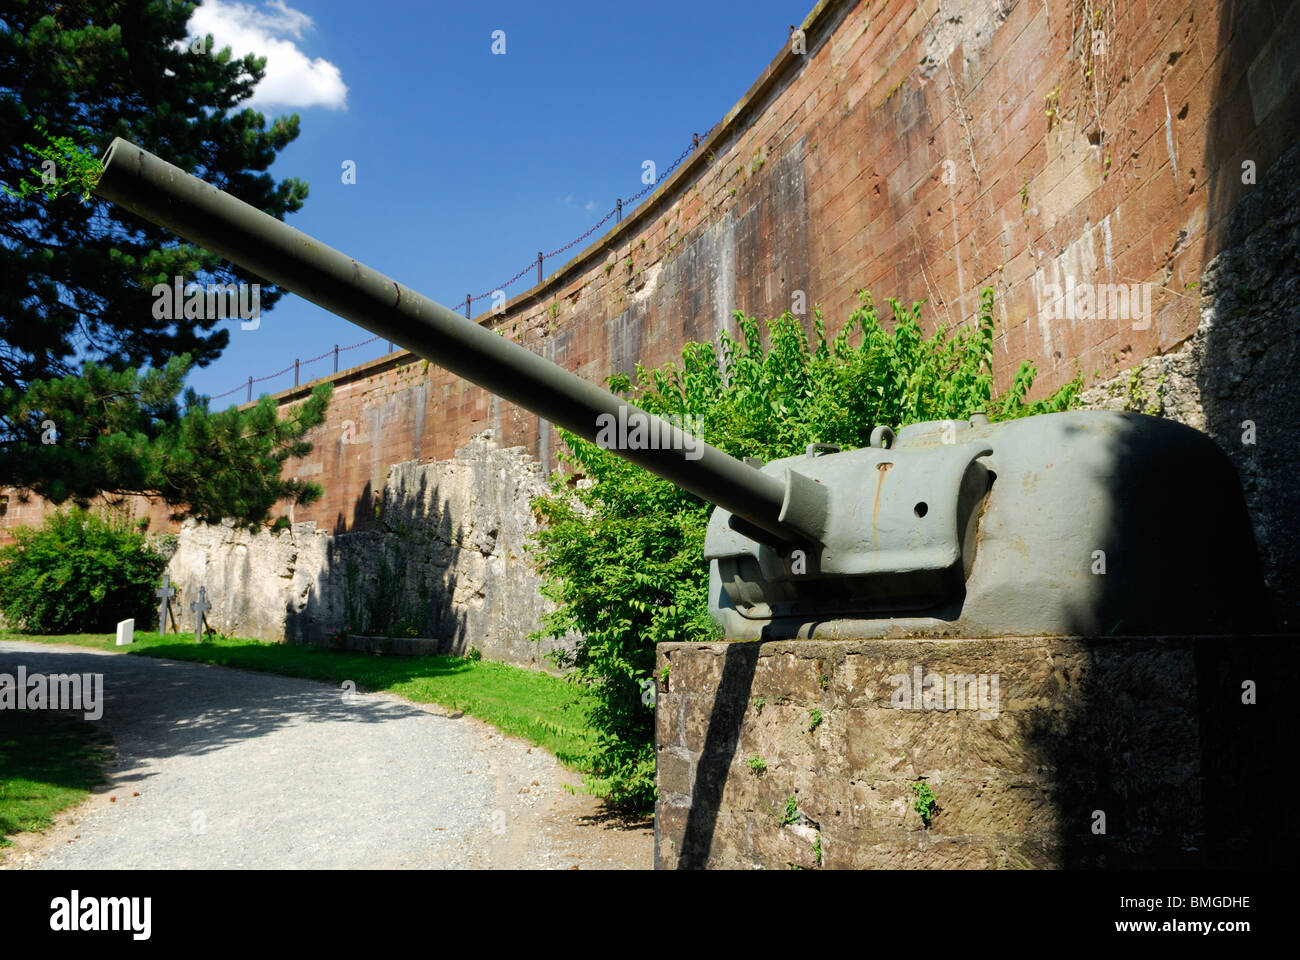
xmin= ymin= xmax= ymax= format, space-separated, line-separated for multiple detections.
xmin=0 ymin=640 xmax=649 ymax=869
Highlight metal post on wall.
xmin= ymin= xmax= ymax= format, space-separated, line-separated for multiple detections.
xmin=246 ymin=376 xmax=252 ymax=402
xmin=333 ymin=344 xmax=339 ymax=373
xmin=294 ymin=358 xmax=299 ymax=386
xmin=537 ymin=251 xmax=543 ymax=285
xmin=616 ymin=198 xmax=622 ymax=223
xmin=465 ymin=294 xmax=471 ymax=319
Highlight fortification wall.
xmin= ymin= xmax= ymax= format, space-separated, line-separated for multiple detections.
xmin=159 ymin=432 xmax=572 ymax=669
xmin=260 ymin=0 xmax=1300 ymax=529
xmin=4 ymin=0 xmax=1298 ymax=640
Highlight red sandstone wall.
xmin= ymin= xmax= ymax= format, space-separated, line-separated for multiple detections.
xmin=0 ymin=489 xmax=175 ymax=541
xmin=4 ymin=0 xmax=1297 ymax=539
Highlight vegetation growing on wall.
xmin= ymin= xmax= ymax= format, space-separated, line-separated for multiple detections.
xmin=912 ymin=779 xmax=939 ymax=827
xmin=528 ymin=288 xmax=1082 ymax=810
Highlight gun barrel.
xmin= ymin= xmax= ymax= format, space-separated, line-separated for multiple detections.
xmin=95 ymin=138 xmax=812 ymax=543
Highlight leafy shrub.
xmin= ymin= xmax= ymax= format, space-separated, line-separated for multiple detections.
xmin=0 ymin=508 xmax=167 ymax=633
xmin=912 ymin=780 xmax=939 ymax=826
xmin=528 ymin=288 xmax=1081 ymax=810
xmin=781 ymin=794 xmax=800 ymax=825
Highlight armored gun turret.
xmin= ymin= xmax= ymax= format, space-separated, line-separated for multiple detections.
xmin=94 ymin=139 xmax=1272 ymax=639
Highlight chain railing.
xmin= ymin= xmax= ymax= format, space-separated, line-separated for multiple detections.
xmin=207 ymin=124 xmax=718 ymax=403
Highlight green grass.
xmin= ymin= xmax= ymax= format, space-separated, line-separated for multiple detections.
xmin=0 ymin=631 xmax=597 ymax=771
xmin=0 ymin=709 xmax=112 ymax=847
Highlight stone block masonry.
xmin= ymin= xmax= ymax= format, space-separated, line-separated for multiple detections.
xmin=655 ymin=635 xmax=1299 ymax=869
xmin=3 ymin=0 xmax=1298 ymax=639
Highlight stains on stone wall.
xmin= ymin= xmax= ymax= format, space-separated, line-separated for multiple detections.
xmin=242 ymin=0 xmax=1297 ymax=543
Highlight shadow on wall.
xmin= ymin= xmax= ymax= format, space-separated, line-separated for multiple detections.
xmin=1026 ymin=416 xmax=1286 ymax=868
xmin=676 ymin=642 xmax=761 ymax=870
xmin=1196 ymin=1 xmax=1300 ymax=633
xmin=1029 ymin=0 xmax=1300 ymax=868
xmin=285 ymin=467 xmax=469 ymax=655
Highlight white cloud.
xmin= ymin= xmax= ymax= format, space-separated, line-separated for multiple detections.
xmin=559 ymin=194 xmax=599 ymax=211
xmin=189 ymin=0 xmax=347 ymax=110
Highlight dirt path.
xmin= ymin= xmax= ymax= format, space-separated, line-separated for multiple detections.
xmin=0 ymin=641 xmax=651 ymax=870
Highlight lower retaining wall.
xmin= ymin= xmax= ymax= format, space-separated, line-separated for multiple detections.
xmin=654 ymin=636 xmax=1297 ymax=869
xmin=162 ymin=431 xmax=574 ymax=670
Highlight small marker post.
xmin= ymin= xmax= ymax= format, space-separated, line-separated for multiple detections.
xmin=156 ymin=574 xmax=176 ymax=635
xmin=190 ymin=586 xmax=212 ymax=643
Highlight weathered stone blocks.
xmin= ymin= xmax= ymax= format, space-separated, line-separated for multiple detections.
xmin=656 ymin=636 xmax=1299 ymax=869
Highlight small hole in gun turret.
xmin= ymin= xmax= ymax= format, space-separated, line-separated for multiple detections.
xmin=914 ymin=502 xmax=928 ymax=518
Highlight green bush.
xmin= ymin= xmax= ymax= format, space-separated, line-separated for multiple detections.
xmin=0 ymin=508 xmax=167 ymax=634
xmin=528 ymin=288 xmax=1081 ymax=810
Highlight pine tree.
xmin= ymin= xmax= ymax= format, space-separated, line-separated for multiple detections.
xmin=0 ymin=1 xmax=330 ymax=525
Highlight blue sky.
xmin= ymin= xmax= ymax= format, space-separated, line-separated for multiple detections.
xmin=183 ymin=0 xmax=815 ymax=402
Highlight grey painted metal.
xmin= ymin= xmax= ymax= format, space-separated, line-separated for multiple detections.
xmin=93 ymin=138 xmax=815 ymax=544
xmin=707 ymin=410 xmax=1272 ymax=637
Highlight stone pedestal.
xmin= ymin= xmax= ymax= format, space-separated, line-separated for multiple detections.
xmin=654 ymin=635 xmax=1298 ymax=869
